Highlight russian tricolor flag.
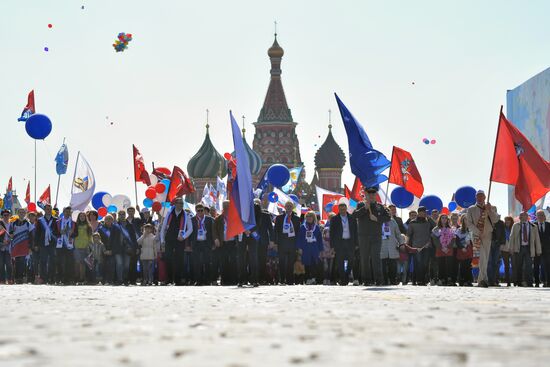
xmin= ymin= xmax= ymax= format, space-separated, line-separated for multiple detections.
xmin=226 ymin=111 xmax=256 ymax=238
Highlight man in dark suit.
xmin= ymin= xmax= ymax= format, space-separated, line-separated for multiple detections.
xmin=254 ymin=199 xmax=274 ymax=285
xmin=536 ymin=210 xmax=550 ymax=287
xmin=354 ymin=187 xmax=391 ymax=285
xmin=190 ymin=203 xmax=215 ymax=285
xmin=330 ymin=202 xmax=358 ymax=285
xmin=274 ymin=201 xmax=301 ymax=285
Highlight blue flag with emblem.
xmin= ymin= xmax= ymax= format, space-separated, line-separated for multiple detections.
xmin=55 ymin=143 xmax=69 ymax=175
xmin=335 ymin=93 xmax=390 ymax=187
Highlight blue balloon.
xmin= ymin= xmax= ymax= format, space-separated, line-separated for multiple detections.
xmin=92 ymin=191 xmax=109 ymax=210
xmin=448 ymin=201 xmax=458 ymax=212
xmin=455 ymin=186 xmax=476 ymax=208
xmin=268 ymin=192 xmax=279 ymax=203
xmin=163 ymin=202 xmax=171 ymax=208
xmin=161 ymin=179 xmax=170 ymax=191
xmin=390 ymin=187 xmax=414 ymax=209
xmin=419 ymin=195 xmax=443 ymax=212
xmin=107 ymin=205 xmax=118 ymax=213
xmin=266 ymin=164 xmax=290 ymax=188
xmin=143 ymin=198 xmax=153 ymax=208
xmin=289 ymin=194 xmax=299 ymax=203
xmin=25 ymin=114 xmax=52 ymax=140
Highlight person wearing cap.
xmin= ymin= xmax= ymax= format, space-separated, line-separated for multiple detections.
xmin=330 ymin=202 xmax=358 ymax=285
xmin=273 ymin=201 xmax=301 ymax=285
xmin=466 ymin=190 xmax=498 ymax=288
xmin=509 ymin=211 xmax=542 ymax=287
xmin=354 ymin=186 xmax=391 ymax=286
xmin=405 ymin=206 xmax=434 ymax=285
xmin=139 ymin=207 xmax=154 ymax=226
xmin=0 ymin=209 xmax=14 ymax=284
xmin=34 ymin=204 xmax=58 ymax=284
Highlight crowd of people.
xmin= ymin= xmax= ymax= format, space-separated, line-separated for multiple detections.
xmin=0 ymin=187 xmax=548 ymax=288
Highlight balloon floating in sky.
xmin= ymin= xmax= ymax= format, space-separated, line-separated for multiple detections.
xmin=47 ymin=24 xmax=53 ymax=28
xmin=44 ymin=47 xmax=49 ymax=52
xmin=81 ymin=5 xmax=85 ymax=9
xmin=113 ymin=32 xmax=133 ymax=52
xmin=422 ymin=138 xmax=436 ymax=145
xmin=25 ymin=114 xmax=52 ymax=140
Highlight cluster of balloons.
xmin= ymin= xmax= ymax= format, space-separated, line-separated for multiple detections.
xmin=92 ymin=192 xmax=131 ymax=218
xmin=422 ymin=138 xmax=436 ymax=145
xmin=266 ymin=164 xmax=290 ymax=202
xmin=113 ymin=32 xmax=133 ymax=52
xmin=25 ymin=114 xmax=52 ymax=140
xmin=143 ymin=177 xmax=171 ymax=212
xmin=390 ymin=185 xmax=477 ymax=214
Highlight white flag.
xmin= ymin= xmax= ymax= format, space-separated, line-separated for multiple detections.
xmin=69 ymin=152 xmax=96 ymax=211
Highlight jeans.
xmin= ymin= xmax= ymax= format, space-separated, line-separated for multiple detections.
xmin=0 ymin=250 xmax=13 ymax=282
xmin=114 ymin=253 xmax=130 ymax=284
xmin=358 ymin=235 xmax=383 ymax=284
xmin=39 ymin=246 xmax=56 ymax=283
xmin=487 ymin=242 xmax=502 ymax=285
xmin=413 ymin=250 xmax=429 ymax=284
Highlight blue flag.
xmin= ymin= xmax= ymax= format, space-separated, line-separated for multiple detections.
xmin=55 ymin=143 xmax=69 ymax=175
xmin=256 ymin=170 xmax=269 ymax=193
xmin=335 ymin=93 xmax=390 ymax=187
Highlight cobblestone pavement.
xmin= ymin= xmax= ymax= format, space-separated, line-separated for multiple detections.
xmin=2 ymin=285 xmax=550 ymax=367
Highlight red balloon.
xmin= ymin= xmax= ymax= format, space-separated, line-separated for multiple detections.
xmin=145 ymin=187 xmax=157 ymax=199
xmin=28 ymin=203 xmax=37 ymax=212
xmin=48 ymin=24 xmax=52 ymax=28
xmin=152 ymin=201 xmax=162 ymax=212
xmin=98 ymin=207 xmax=107 ymax=217
xmin=441 ymin=207 xmax=450 ymax=215
xmin=155 ymin=183 xmax=166 ymax=193
xmin=223 ymin=152 xmax=232 ymax=160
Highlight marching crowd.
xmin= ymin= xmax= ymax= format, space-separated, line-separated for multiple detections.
xmin=1 ymin=187 xmax=549 ymax=288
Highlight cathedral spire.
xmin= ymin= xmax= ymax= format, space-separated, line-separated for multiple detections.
xmin=256 ymin=31 xmax=293 ymax=124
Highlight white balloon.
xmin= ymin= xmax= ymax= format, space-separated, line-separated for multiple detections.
xmin=111 ymin=194 xmax=132 ymax=210
xmin=102 ymin=193 xmax=113 ymax=207
xmin=149 ymin=174 xmax=158 ymax=186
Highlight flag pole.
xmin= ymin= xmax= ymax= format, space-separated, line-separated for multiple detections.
xmin=487 ymin=106 xmax=503 ymax=204
xmin=54 ymin=137 xmax=66 ymax=208
xmin=69 ymin=151 xmax=80 ymax=210
xmin=34 ymin=139 xmax=37 ymax=202
xmin=132 ymin=145 xmax=139 ymax=207
xmin=384 ymin=146 xmax=395 ymax=205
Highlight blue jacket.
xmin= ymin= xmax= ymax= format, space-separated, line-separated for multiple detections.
xmin=296 ymin=223 xmax=323 ymax=266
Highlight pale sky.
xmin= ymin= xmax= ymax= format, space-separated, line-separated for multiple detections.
xmin=1 ymin=0 xmax=549 ymax=213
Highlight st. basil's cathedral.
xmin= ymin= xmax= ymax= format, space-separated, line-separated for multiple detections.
xmin=186 ymin=35 xmax=347 ymax=206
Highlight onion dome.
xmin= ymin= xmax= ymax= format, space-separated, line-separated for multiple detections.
xmin=314 ymin=124 xmax=346 ymax=169
xmin=232 ymin=124 xmax=263 ymax=176
xmin=187 ymin=124 xmax=227 ymax=178
xmin=268 ymin=34 xmax=284 ymax=58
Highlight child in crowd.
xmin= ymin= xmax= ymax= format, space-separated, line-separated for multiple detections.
xmin=266 ymin=244 xmax=279 ymax=285
xmin=137 ymin=224 xmax=157 ymax=285
xmin=320 ymin=215 xmax=335 ymax=285
xmin=89 ymin=233 xmax=105 ymax=284
xmin=455 ymin=214 xmax=473 ymax=286
xmin=293 ymin=249 xmax=305 ymax=284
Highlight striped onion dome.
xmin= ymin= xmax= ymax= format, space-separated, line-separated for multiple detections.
xmin=187 ymin=127 xmax=227 ymax=178
xmin=232 ymin=134 xmax=263 ymax=176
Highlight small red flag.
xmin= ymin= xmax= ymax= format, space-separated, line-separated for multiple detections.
xmin=38 ymin=185 xmax=51 ymax=208
xmin=24 ymin=182 xmax=31 ymax=204
xmin=490 ymin=110 xmax=550 ymax=210
xmin=388 ymin=146 xmax=424 ymax=198
xmin=167 ymin=166 xmax=195 ymax=202
xmin=133 ymin=145 xmax=151 ymax=186
xmin=7 ymin=177 xmax=12 ymax=192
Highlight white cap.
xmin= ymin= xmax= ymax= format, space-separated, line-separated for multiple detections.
xmin=476 ymin=190 xmax=485 ymax=195
xmin=141 ymin=207 xmax=150 ymax=213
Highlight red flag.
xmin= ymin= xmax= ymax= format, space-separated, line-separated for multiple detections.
xmin=388 ymin=146 xmax=424 ymax=198
xmin=344 ymin=184 xmax=352 ymax=200
xmin=132 ymin=145 xmax=151 ymax=186
xmin=24 ymin=182 xmax=30 ymax=204
xmin=152 ymin=166 xmax=171 ymax=181
xmin=38 ymin=185 xmax=51 ymax=208
xmin=7 ymin=177 xmax=12 ymax=192
xmin=491 ymin=110 xmax=550 ymax=210
xmin=25 ymin=90 xmax=35 ymax=113
xmin=167 ymin=166 xmax=195 ymax=202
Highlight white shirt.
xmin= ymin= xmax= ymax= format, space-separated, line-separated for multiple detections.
xmin=341 ymin=215 xmax=350 ymax=240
